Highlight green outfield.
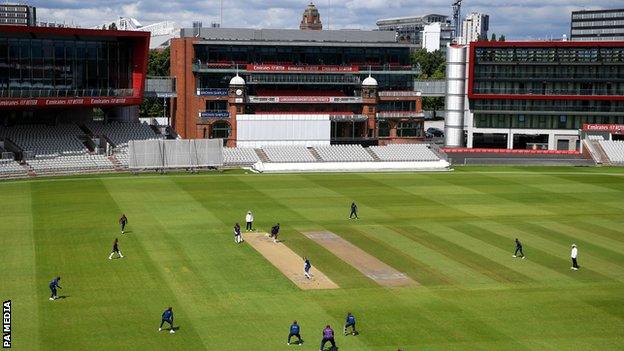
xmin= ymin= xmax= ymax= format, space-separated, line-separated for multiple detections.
xmin=3 ymin=167 xmax=624 ymax=350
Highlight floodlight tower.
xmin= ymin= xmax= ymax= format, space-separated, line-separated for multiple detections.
xmin=452 ymin=0 xmax=463 ymax=40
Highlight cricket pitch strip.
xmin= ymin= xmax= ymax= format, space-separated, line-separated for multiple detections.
xmin=246 ymin=232 xmax=339 ymax=290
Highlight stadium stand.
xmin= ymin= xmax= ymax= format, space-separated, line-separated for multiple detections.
xmin=587 ymin=135 xmax=605 ymax=141
xmin=369 ymin=144 xmax=439 ymax=161
xmin=223 ymin=147 xmax=261 ymax=165
xmin=0 ymin=124 xmax=87 ymax=156
xmin=0 ymin=159 xmax=27 ymax=177
xmin=26 ymin=154 xmax=114 ymax=174
xmin=598 ymin=140 xmax=624 ymax=164
xmin=314 ymin=145 xmax=374 ymax=162
xmin=114 ymin=150 xmax=129 ymax=167
xmin=262 ymin=146 xmax=318 ymax=162
xmin=85 ymin=122 xmax=162 ymax=148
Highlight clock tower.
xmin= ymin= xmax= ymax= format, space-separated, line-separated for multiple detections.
xmin=228 ymin=74 xmax=246 ymax=147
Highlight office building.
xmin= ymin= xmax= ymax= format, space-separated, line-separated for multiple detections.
xmin=445 ymin=41 xmax=624 ymax=150
xmin=0 ymin=3 xmax=36 ymax=26
xmin=376 ymin=14 xmax=454 ymax=52
xmin=571 ymin=8 xmax=624 ymax=41
xmin=460 ymin=12 xmax=489 ymax=44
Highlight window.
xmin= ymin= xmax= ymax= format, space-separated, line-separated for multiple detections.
xmin=211 ymin=121 xmax=230 ymax=139
xmin=378 ymin=121 xmax=390 ymax=137
xmin=206 ymin=100 xmax=227 ymax=111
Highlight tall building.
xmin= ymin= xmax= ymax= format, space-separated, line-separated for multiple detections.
xmin=422 ymin=23 xmax=442 ymax=52
xmin=300 ymin=2 xmax=322 ymax=30
xmin=95 ymin=17 xmax=179 ymax=49
xmin=0 ymin=3 xmax=36 ymax=26
xmin=376 ymin=14 xmax=454 ymax=52
xmin=445 ymin=41 xmax=624 ymax=150
xmin=170 ymin=28 xmax=423 ymax=146
xmin=571 ymin=8 xmax=624 ymax=41
xmin=460 ymin=12 xmax=489 ymax=44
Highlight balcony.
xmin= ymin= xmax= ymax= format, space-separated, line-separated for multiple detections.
xmin=474 ymin=72 xmax=624 ymax=81
xmin=377 ymin=111 xmax=425 ymax=119
xmin=472 ymin=87 xmax=624 ymax=96
xmin=247 ymin=74 xmax=361 ymax=85
xmin=0 ymin=88 xmax=134 ymax=99
xmin=247 ymin=96 xmax=363 ymax=104
xmin=192 ymin=62 xmax=419 ymax=75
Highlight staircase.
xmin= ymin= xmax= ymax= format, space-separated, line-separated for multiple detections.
xmin=308 ymin=147 xmax=323 ymax=162
xmin=364 ymin=147 xmax=381 ymax=161
xmin=254 ymin=148 xmax=270 ymax=162
xmin=108 ymin=155 xmax=124 ymax=171
xmin=584 ymin=140 xmax=609 ymax=165
xmin=21 ymin=162 xmax=36 ymax=177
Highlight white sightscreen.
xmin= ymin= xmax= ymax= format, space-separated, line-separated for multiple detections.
xmin=236 ymin=114 xmax=331 ymax=148
xmin=129 ymin=139 xmax=163 ymax=168
xmin=193 ymin=139 xmax=224 ymax=167
xmin=128 ymin=139 xmax=223 ymax=169
xmin=163 ymin=140 xmax=193 ymax=168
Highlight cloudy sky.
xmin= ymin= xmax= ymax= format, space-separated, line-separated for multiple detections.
xmin=31 ymin=0 xmax=623 ymax=39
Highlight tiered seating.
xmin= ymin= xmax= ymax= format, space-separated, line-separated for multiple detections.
xmin=369 ymin=144 xmax=439 ymax=162
xmin=86 ymin=122 xmax=161 ymax=148
xmin=598 ymin=140 xmax=624 ymax=164
xmin=0 ymin=159 xmax=27 ymax=177
xmin=587 ymin=135 xmax=605 ymax=141
xmin=223 ymin=148 xmax=260 ymax=165
xmin=114 ymin=150 xmax=129 ymax=167
xmin=26 ymin=154 xmax=114 ymax=174
xmin=0 ymin=124 xmax=86 ymax=156
xmin=314 ymin=145 xmax=374 ymax=162
xmin=262 ymin=146 xmax=317 ymax=162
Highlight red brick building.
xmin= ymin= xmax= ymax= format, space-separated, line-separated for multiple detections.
xmin=170 ymin=27 xmax=423 ymax=146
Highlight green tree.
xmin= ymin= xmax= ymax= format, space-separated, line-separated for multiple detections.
xmin=411 ymin=48 xmax=445 ymax=79
xmin=498 ymin=34 xmax=506 ymax=42
xmin=491 ymin=33 xmax=497 ymax=41
xmin=411 ymin=49 xmax=446 ymax=118
xmin=139 ymin=48 xmax=171 ymax=117
xmin=108 ymin=22 xmax=117 ymax=30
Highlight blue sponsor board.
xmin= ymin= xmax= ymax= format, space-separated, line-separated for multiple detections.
xmin=196 ymin=88 xmax=228 ymax=96
xmin=200 ymin=111 xmax=230 ymax=118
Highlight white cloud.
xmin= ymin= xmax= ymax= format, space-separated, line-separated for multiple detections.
xmin=27 ymin=0 xmax=624 ymax=39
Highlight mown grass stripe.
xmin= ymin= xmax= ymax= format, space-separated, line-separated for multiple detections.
xmin=450 ymin=222 xmax=575 ymax=283
xmin=537 ymin=221 xmax=624 ymax=260
xmin=32 ymin=179 xmax=208 ymax=350
xmin=407 ymin=223 xmax=534 ymax=283
xmin=469 ymin=220 xmax=609 ymax=285
xmin=358 ymin=224 xmax=497 ymax=286
xmin=0 ymin=182 xmax=39 ymax=350
xmin=509 ymin=221 xmax=624 ymax=282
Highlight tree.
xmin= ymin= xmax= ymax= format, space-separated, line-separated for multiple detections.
xmin=102 ymin=25 xmax=106 ymax=30
xmin=477 ymin=34 xmax=488 ymax=42
xmin=108 ymin=22 xmax=117 ymax=30
xmin=491 ymin=33 xmax=497 ymax=41
xmin=411 ymin=49 xmax=445 ymax=79
xmin=139 ymin=48 xmax=171 ymax=117
xmin=498 ymin=34 xmax=506 ymax=42
xmin=410 ymin=49 xmax=446 ymax=118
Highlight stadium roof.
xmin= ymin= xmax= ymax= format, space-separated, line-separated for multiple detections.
xmin=180 ymin=27 xmax=398 ymax=44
